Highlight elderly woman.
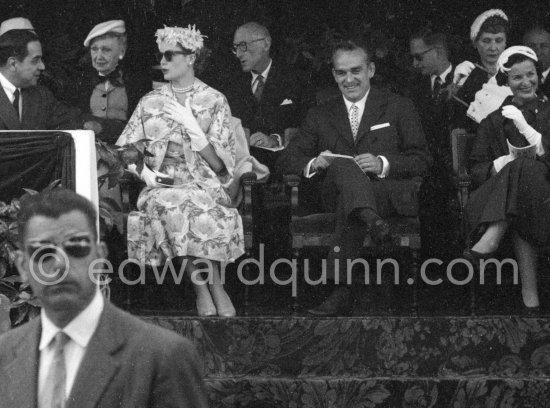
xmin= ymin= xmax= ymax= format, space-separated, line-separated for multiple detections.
xmin=77 ymin=20 xmax=150 ymax=144
xmin=116 ymin=25 xmax=242 ymax=317
xmin=452 ymin=9 xmax=510 ymax=131
xmin=465 ymin=46 xmax=550 ymax=312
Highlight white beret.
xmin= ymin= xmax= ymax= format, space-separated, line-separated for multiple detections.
xmin=0 ymin=17 xmax=34 ymax=36
xmin=84 ymin=20 xmax=125 ymax=47
xmin=498 ymin=46 xmax=538 ymax=73
xmin=470 ymin=9 xmax=508 ymax=42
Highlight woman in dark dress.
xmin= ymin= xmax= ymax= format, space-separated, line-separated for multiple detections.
xmin=466 ymin=46 xmax=550 ymax=310
xmin=451 ymin=9 xmax=509 ymax=132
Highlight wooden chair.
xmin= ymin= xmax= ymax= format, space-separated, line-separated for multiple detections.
xmin=283 ymin=174 xmax=422 ymax=315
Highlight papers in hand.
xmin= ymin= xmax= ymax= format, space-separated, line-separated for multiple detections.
xmin=507 ymin=140 xmax=537 ymax=159
xmin=467 ymin=81 xmax=513 ymax=124
xmin=320 ymin=152 xmax=363 ymax=170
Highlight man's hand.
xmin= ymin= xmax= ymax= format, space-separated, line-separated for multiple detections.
xmin=250 ymin=132 xmax=279 ymax=148
xmin=83 ymin=120 xmax=103 ymax=135
xmin=355 ymin=153 xmax=382 ymax=174
xmin=311 ymin=150 xmax=334 ymax=171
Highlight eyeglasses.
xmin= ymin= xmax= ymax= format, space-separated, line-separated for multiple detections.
xmin=156 ymin=50 xmax=193 ymax=63
xmin=26 ymin=235 xmax=93 ymax=262
xmin=411 ymin=47 xmax=435 ymax=62
xmin=231 ymin=38 xmax=266 ymax=54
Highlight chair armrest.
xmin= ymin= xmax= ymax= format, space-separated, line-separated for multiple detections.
xmin=283 ymin=174 xmax=302 ymax=216
xmin=239 ymin=172 xmax=258 ymax=216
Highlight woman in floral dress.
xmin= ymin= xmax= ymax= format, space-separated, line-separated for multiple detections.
xmin=116 ymin=25 xmax=242 ymax=317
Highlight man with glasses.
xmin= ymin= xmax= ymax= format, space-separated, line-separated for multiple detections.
xmin=523 ymin=24 xmax=550 ymax=98
xmin=0 ymin=189 xmax=208 ymax=407
xmin=224 ymin=21 xmax=309 ymax=172
xmin=407 ymin=29 xmax=457 ymax=260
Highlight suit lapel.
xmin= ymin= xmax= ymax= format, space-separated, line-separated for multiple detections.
xmin=66 ymin=303 xmax=123 ymax=408
xmin=329 ymin=97 xmax=356 ymax=148
xmin=0 ymin=318 xmax=41 ymax=408
xmin=355 ymin=88 xmax=385 ymax=144
xmin=0 ymin=87 xmax=22 ymax=129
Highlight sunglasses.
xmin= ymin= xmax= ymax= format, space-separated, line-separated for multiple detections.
xmin=26 ymin=235 xmax=93 ymax=261
xmin=156 ymin=50 xmax=193 ymax=63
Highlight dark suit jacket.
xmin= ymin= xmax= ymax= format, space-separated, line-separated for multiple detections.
xmin=540 ymin=77 xmax=550 ymax=99
xmin=277 ymin=87 xmax=431 ymax=215
xmin=224 ymin=62 xmax=310 ymax=138
xmin=278 ymin=87 xmax=431 ymax=179
xmin=0 ymin=302 xmax=208 ymax=408
xmin=0 ymin=85 xmax=82 ymax=130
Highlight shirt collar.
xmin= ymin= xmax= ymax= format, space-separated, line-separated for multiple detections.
xmin=0 ymin=72 xmax=18 ymax=100
xmin=542 ymin=67 xmax=550 ymax=83
xmin=251 ymin=59 xmax=273 ymax=84
xmin=431 ymin=64 xmax=452 ymax=85
xmin=342 ymin=88 xmax=369 ymax=112
xmin=39 ymin=289 xmax=104 ymax=350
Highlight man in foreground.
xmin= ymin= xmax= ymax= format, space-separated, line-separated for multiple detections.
xmin=0 ymin=188 xmax=208 ymax=407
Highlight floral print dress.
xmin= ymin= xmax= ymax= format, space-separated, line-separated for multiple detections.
xmin=116 ymin=80 xmax=244 ymax=265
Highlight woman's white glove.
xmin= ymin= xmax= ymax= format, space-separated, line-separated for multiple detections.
xmin=501 ymin=105 xmax=545 ymax=155
xmin=453 ymin=61 xmax=476 ymax=86
xmin=165 ymin=99 xmax=209 ymax=151
xmin=493 ymin=154 xmax=514 ymax=173
xmin=140 ymin=164 xmax=160 ymax=187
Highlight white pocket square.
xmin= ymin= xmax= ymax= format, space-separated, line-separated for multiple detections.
xmin=281 ymin=99 xmax=293 ymax=105
xmin=370 ymin=122 xmax=390 ymax=131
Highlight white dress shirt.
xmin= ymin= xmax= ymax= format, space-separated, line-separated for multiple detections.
xmin=430 ymin=63 xmax=452 ymax=90
xmin=542 ymin=67 xmax=550 ymax=84
xmin=38 ymin=289 xmax=104 ymax=399
xmin=305 ymin=89 xmax=389 ymax=178
xmin=251 ymin=58 xmax=272 ymax=93
xmin=0 ymin=72 xmax=21 ymax=116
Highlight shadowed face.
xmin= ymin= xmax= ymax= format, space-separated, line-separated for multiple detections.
xmin=410 ymin=38 xmax=440 ymax=76
xmin=16 ymin=210 xmax=103 ymax=326
xmin=475 ymin=32 xmax=506 ymax=67
xmin=524 ymin=29 xmax=550 ymax=72
xmin=12 ymin=40 xmax=44 ymax=88
xmin=233 ymin=27 xmax=270 ymax=73
xmin=332 ymin=48 xmax=374 ymax=103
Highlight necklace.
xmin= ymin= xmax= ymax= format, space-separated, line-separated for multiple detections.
xmin=171 ymin=83 xmax=193 ymax=93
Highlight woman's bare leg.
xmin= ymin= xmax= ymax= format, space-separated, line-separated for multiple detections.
xmin=512 ymin=232 xmax=540 ymax=308
xmin=208 ymin=262 xmax=236 ymax=317
xmin=471 ymin=220 xmax=508 ymax=254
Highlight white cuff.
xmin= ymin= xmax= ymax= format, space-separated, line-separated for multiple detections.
xmin=304 ymin=158 xmax=317 ymax=178
xmin=377 ymin=155 xmax=389 ymax=178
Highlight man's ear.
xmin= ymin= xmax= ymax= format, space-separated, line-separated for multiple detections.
xmin=14 ymin=249 xmax=30 ymax=283
xmin=98 ymin=241 xmax=108 ymax=260
xmin=264 ymin=37 xmax=272 ymax=52
xmin=6 ymin=56 xmax=18 ymax=72
xmin=368 ymin=61 xmax=376 ymax=79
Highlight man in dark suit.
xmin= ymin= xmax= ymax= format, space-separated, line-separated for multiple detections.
xmin=277 ymin=39 xmax=431 ymax=315
xmin=225 ymin=21 xmax=309 ymax=171
xmin=523 ymin=25 xmax=550 ymax=99
xmin=0 ymin=189 xmax=208 ymax=408
xmin=0 ymin=29 xmax=82 ymax=130
xmin=407 ymin=29 xmax=457 ymax=260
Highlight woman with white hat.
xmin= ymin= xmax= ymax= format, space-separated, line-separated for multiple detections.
xmin=465 ymin=46 xmax=550 ymax=313
xmin=451 ymin=9 xmax=510 ymax=131
xmin=75 ymin=20 xmax=150 ymax=144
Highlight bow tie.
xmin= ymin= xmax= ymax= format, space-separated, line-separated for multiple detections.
xmin=95 ymin=69 xmax=123 ymax=87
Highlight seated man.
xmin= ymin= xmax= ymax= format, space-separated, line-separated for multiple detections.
xmin=0 ymin=188 xmax=208 ymax=407
xmin=0 ymin=29 xmax=82 ymax=130
xmin=276 ymin=38 xmax=431 ymax=315
xmin=224 ymin=21 xmax=310 ymax=172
